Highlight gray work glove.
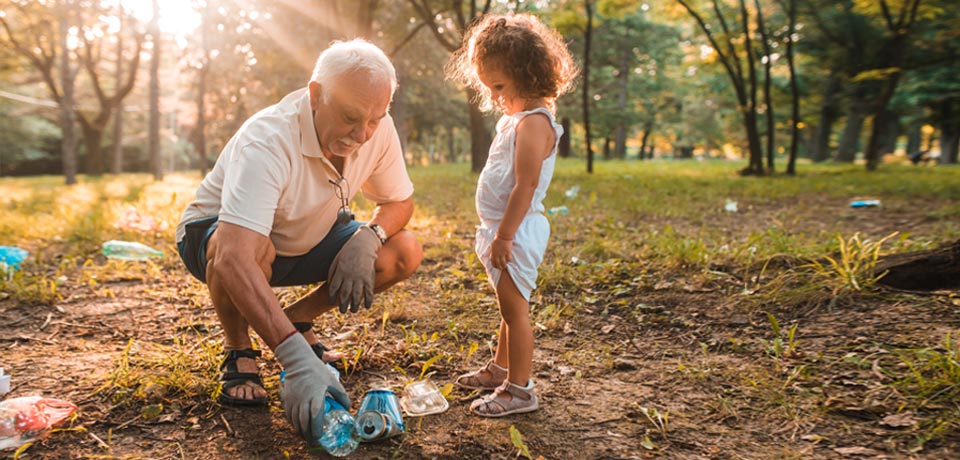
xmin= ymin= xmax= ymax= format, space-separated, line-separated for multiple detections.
xmin=275 ymin=333 xmax=350 ymax=445
xmin=327 ymin=226 xmax=381 ymax=313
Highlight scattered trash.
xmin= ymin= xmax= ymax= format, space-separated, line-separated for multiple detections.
xmin=0 ymin=369 xmax=8 ymax=395
xmin=101 ymin=240 xmax=163 ymax=261
xmin=400 ymin=379 xmax=449 ymax=416
xmin=850 ymin=199 xmax=881 ymax=208
xmin=280 ymin=365 xmax=358 ymax=456
xmin=0 ymin=396 xmax=77 ymax=451
xmin=724 ymin=199 xmax=738 ymax=213
xmin=0 ymin=246 xmax=28 ymax=274
xmin=547 ymin=206 xmax=568 ymax=216
xmin=115 ymin=206 xmax=166 ymax=232
xmin=564 ymin=186 xmax=580 ymax=198
xmin=355 ymin=389 xmax=404 ymax=441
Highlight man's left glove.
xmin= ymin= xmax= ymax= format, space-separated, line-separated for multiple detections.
xmin=327 ymin=225 xmax=381 ymax=313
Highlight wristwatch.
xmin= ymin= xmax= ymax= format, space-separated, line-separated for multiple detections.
xmin=367 ymin=224 xmax=388 ymax=245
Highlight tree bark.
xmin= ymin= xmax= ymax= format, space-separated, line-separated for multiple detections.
xmin=875 ymin=239 xmax=960 ymax=291
xmin=149 ymin=0 xmax=162 ymax=180
xmin=783 ymin=0 xmax=799 ymax=175
xmin=583 ymin=0 xmax=594 ymax=174
xmin=754 ymin=0 xmax=775 ymax=173
xmin=810 ymin=76 xmax=841 ymax=162
xmin=57 ymin=2 xmax=78 ymax=185
xmin=111 ymin=12 xmax=124 ymax=175
xmin=836 ymin=98 xmax=867 ymax=162
xmin=467 ymin=88 xmax=491 ymax=173
xmin=939 ymin=99 xmax=960 ymax=165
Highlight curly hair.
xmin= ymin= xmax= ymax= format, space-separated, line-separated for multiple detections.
xmin=447 ymin=13 xmax=578 ymax=112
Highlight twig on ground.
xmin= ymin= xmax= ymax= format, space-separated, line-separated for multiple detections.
xmin=89 ymin=431 xmax=110 ymax=449
xmin=219 ymin=413 xmax=234 ymax=437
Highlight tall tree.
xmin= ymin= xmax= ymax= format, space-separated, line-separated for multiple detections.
xmin=110 ymin=9 xmax=124 ymax=175
xmin=148 ymin=0 xmax=161 ymax=180
xmin=583 ymin=0 xmax=594 ymax=173
xmin=1 ymin=0 xmax=82 ymax=184
xmin=779 ymin=0 xmax=800 ymax=175
xmin=861 ymin=0 xmax=923 ymax=171
xmin=677 ymin=0 xmax=765 ymax=175
xmin=405 ymin=0 xmax=496 ymax=173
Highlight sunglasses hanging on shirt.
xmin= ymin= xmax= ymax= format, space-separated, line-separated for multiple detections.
xmin=330 ymin=178 xmax=355 ymax=225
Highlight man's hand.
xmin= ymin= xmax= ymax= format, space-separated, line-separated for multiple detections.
xmin=275 ymin=333 xmax=349 ymax=445
xmin=327 ymin=226 xmax=381 ymax=313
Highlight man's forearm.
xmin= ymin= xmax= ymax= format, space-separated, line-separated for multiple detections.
xmin=368 ymin=197 xmax=414 ymax=237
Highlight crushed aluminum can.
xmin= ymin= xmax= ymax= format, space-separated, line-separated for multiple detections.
xmin=354 ymin=389 xmax=404 ymax=441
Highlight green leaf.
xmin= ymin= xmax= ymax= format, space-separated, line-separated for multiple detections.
xmin=510 ymin=425 xmax=533 ymax=460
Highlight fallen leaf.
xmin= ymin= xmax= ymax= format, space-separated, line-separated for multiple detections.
xmin=563 ymin=322 xmax=575 ymax=334
xmin=801 ymin=434 xmax=825 ymax=443
xmin=834 ymin=446 xmax=882 ymax=456
xmin=640 ymin=435 xmax=656 ymax=450
xmin=879 ymin=411 xmax=917 ymax=428
xmin=601 ymin=324 xmax=616 ymax=334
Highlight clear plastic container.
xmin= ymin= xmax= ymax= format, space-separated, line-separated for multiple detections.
xmin=399 ymin=379 xmax=449 ymax=416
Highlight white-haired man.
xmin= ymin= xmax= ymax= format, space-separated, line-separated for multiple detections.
xmin=175 ymin=39 xmax=421 ymax=444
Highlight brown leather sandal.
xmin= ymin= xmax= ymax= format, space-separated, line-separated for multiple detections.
xmin=455 ymin=360 xmax=508 ymax=390
xmin=470 ymin=380 xmax=539 ymax=417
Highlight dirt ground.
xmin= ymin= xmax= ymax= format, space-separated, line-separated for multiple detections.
xmin=2 ymin=195 xmax=959 ymax=460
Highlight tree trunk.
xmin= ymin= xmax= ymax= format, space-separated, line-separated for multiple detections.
xmin=583 ymin=0 xmax=594 ymax=174
xmin=753 ymin=0 xmax=775 ymax=173
xmin=875 ymin=239 xmax=960 ymax=291
xmin=58 ymin=4 xmax=78 ymax=185
xmin=467 ymin=88 xmax=491 ymax=173
xmin=876 ymin=111 xmax=900 ymax=158
xmin=638 ymin=122 xmax=652 ymax=160
xmin=111 ymin=13 xmax=124 ymax=175
xmin=559 ymin=117 xmax=571 ymax=158
xmin=602 ymin=136 xmax=611 ymax=160
xmin=939 ymin=99 xmax=960 ymax=165
xmin=149 ymin=0 xmax=163 ymax=180
xmin=811 ymin=76 xmax=841 ymax=162
xmin=79 ymin=119 xmax=106 ymax=175
xmin=784 ymin=0 xmax=799 ymax=175
xmin=613 ymin=38 xmax=630 ymax=160
xmin=836 ymin=101 xmax=866 ymax=162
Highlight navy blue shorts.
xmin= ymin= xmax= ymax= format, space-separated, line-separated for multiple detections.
xmin=177 ymin=216 xmax=362 ymax=287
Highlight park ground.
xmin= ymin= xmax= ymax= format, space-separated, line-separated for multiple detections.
xmin=1 ymin=159 xmax=959 ymax=459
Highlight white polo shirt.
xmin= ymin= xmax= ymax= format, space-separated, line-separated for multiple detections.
xmin=176 ymin=88 xmax=414 ymax=256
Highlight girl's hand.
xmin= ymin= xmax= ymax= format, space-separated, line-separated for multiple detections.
xmin=492 ymin=235 xmax=513 ymax=270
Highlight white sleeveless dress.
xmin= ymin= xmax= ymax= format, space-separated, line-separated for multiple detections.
xmin=475 ymin=107 xmax=563 ymax=300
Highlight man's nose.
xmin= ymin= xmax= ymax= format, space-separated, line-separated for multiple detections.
xmin=350 ymin=125 xmax=370 ymax=144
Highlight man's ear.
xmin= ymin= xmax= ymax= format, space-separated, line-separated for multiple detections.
xmin=308 ymin=81 xmax=323 ymax=110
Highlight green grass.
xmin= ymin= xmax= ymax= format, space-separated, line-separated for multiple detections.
xmin=2 ymin=160 xmax=959 ymax=455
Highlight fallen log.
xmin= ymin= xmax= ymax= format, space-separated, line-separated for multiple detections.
xmin=875 ymin=239 xmax=960 ymax=290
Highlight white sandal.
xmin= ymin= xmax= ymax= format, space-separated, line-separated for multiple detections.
xmin=470 ymin=380 xmax=539 ymax=417
xmin=455 ymin=360 xmax=508 ymax=390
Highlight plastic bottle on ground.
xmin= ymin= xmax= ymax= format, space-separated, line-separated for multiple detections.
xmin=547 ymin=206 xmax=568 ymax=216
xmin=101 ymin=240 xmax=163 ymax=261
xmin=0 ymin=246 xmax=29 ymax=274
xmin=279 ymin=365 xmax=358 ymax=456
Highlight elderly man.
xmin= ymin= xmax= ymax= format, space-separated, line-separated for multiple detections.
xmin=175 ymin=39 xmax=421 ymax=443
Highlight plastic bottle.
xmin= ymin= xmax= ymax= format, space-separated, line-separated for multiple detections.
xmin=0 ymin=396 xmax=77 ymax=450
xmin=849 ymin=199 xmax=881 ymax=208
xmin=279 ymin=366 xmax=358 ymax=456
xmin=101 ymin=240 xmax=163 ymax=261
xmin=547 ymin=206 xmax=568 ymax=216
xmin=0 ymin=246 xmax=28 ymax=273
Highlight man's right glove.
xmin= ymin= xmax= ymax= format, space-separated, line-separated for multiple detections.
xmin=274 ymin=333 xmax=350 ymax=445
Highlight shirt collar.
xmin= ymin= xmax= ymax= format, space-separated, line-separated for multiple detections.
xmin=298 ymin=88 xmax=324 ymax=158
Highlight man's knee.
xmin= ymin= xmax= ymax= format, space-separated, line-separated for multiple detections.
xmin=386 ymin=230 xmax=422 ymax=281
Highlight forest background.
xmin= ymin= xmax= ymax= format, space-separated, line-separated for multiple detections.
xmin=0 ymin=0 xmax=958 ymax=180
